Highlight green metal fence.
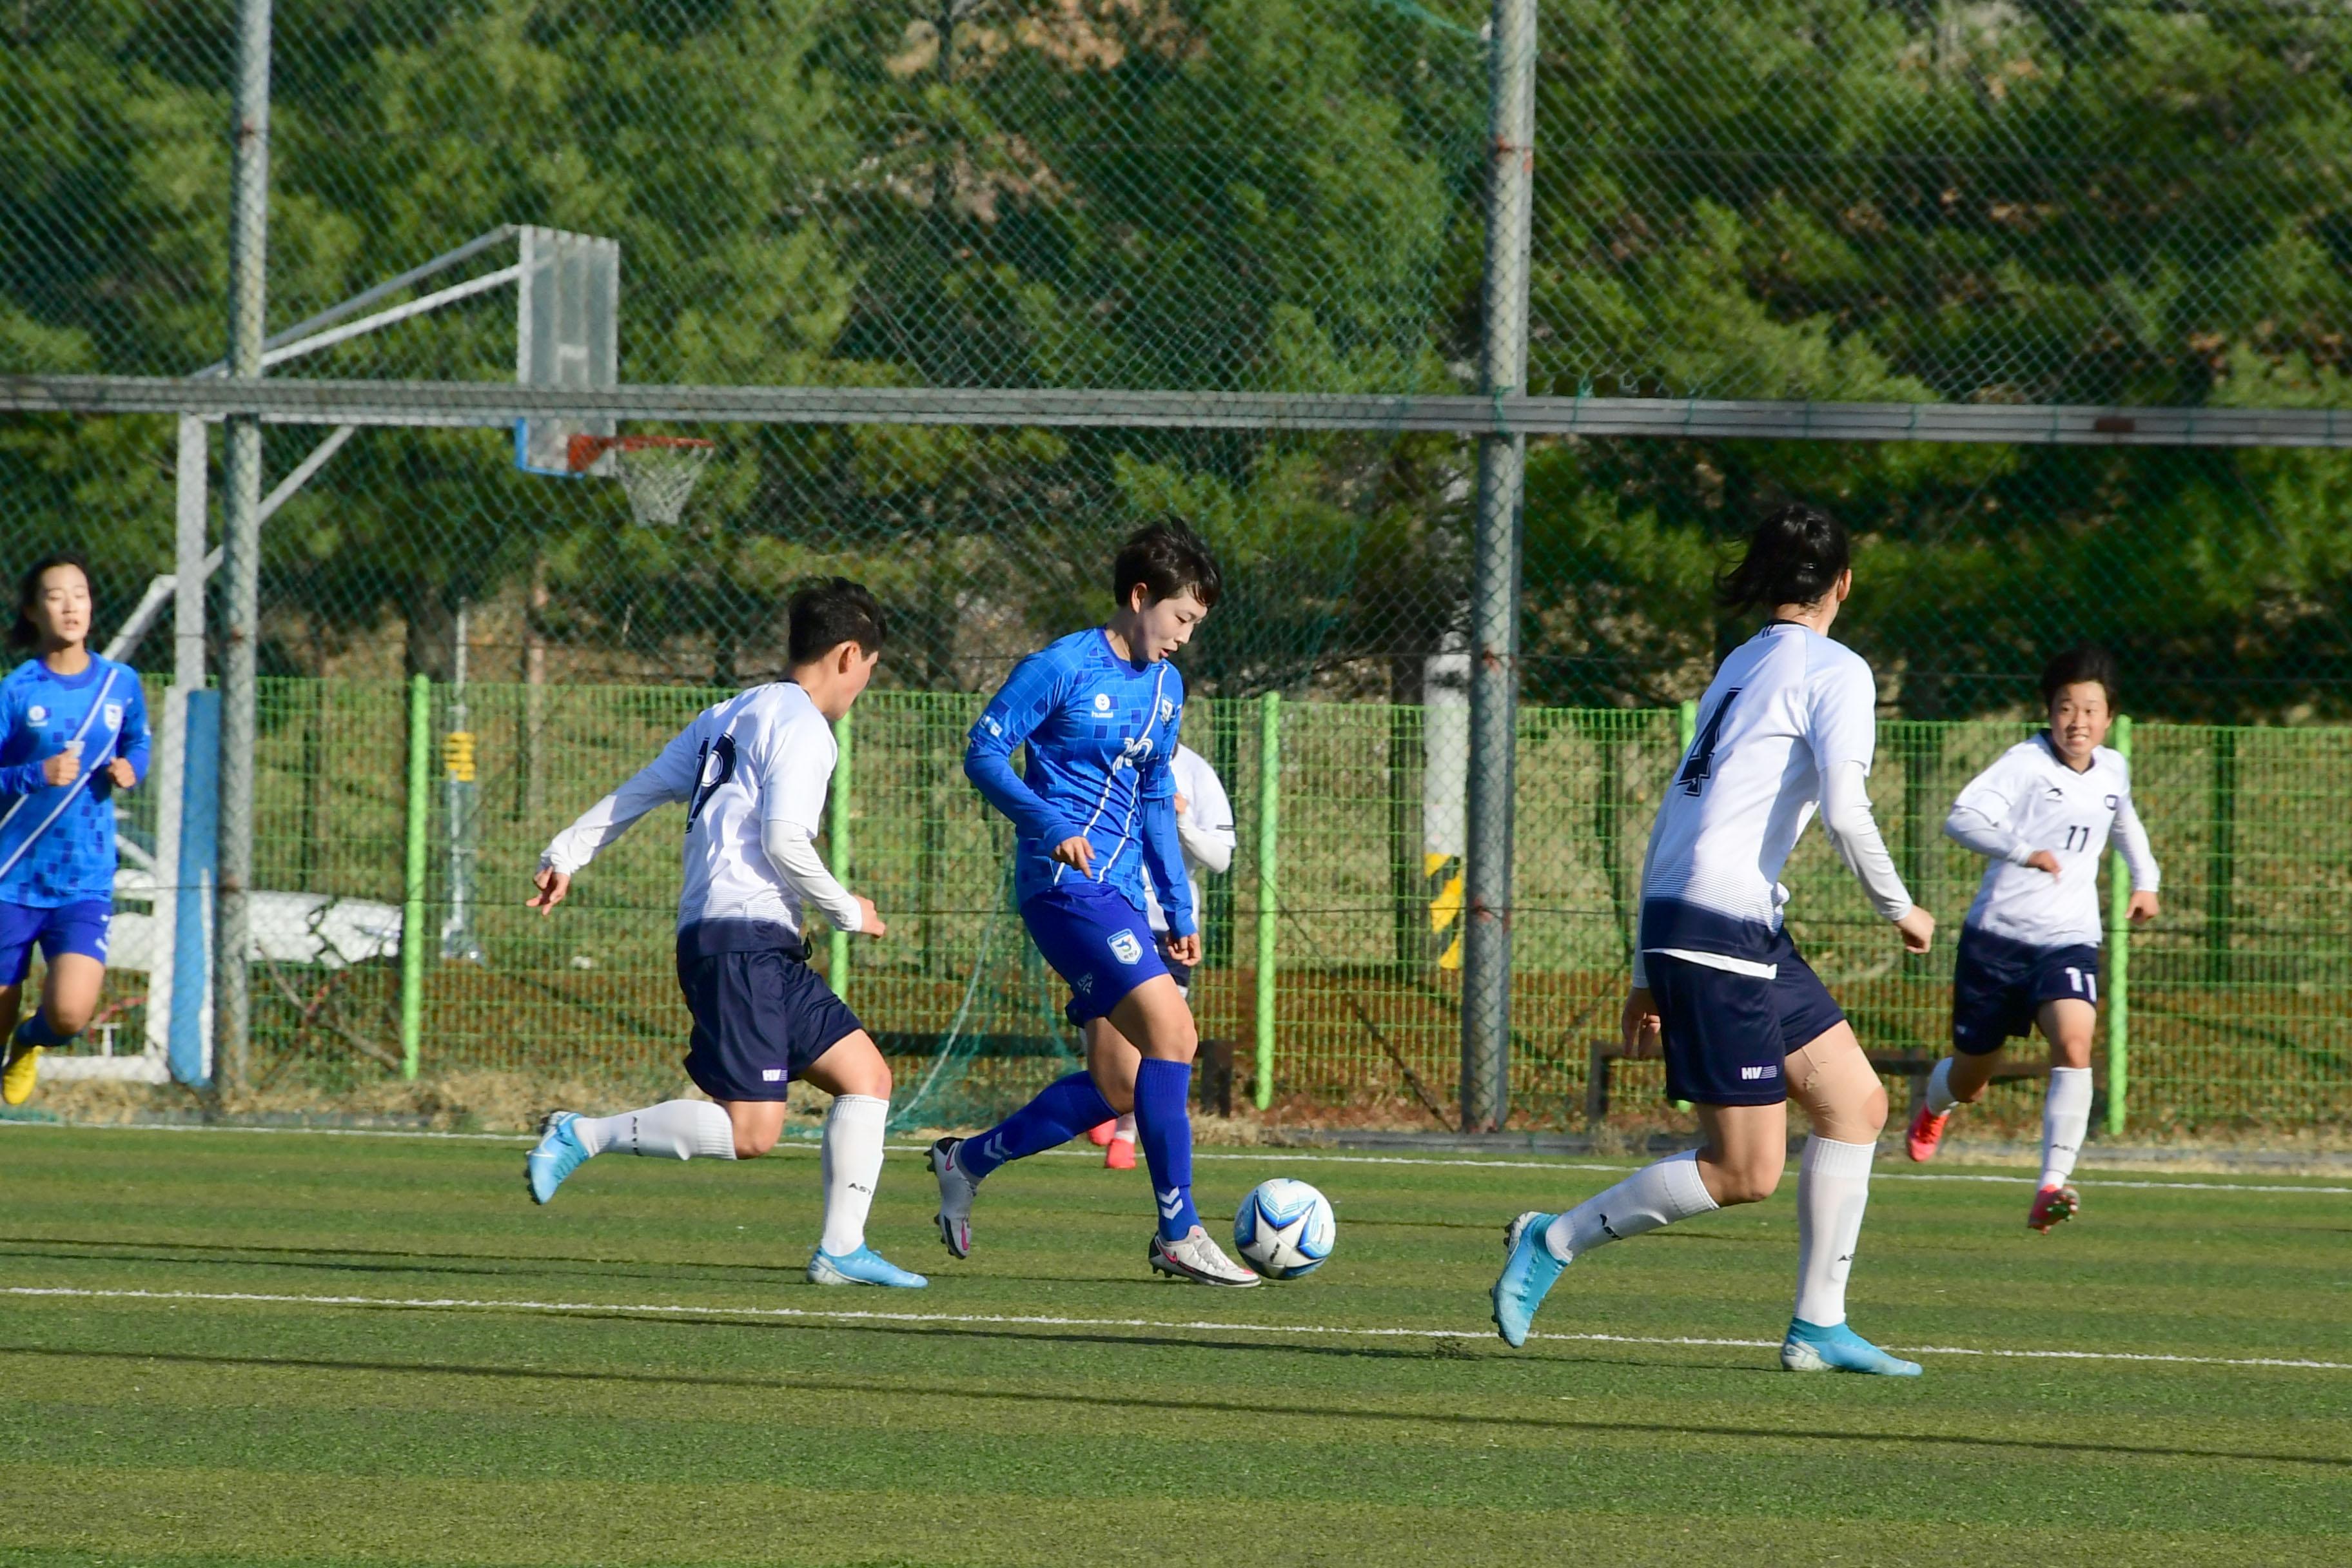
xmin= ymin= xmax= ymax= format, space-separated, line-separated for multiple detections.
xmin=101 ymin=679 xmax=2351 ymax=1135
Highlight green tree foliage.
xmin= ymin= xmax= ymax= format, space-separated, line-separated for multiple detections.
xmin=3 ymin=1 xmax=2350 ymax=715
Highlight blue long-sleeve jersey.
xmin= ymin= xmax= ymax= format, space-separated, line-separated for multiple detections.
xmin=0 ymin=656 xmax=152 ymax=906
xmin=965 ymin=628 xmax=1195 ymax=936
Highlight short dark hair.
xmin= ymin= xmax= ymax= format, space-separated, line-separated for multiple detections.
xmin=2040 ymin=645 xmax=2119 ymax=710
xmin=1112 ymin=522 xmax=1221 ymax=611
xmin=12 ymin=553 xmax=91 ymax=651
xmin=1716 ymin=504 xmax=1850 ymax=613
xmin=787 ymin=577 xmax=887 ymax=665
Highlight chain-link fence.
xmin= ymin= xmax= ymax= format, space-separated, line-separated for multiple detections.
xmin=8 ymin=3 xmax=2352 ymax=1132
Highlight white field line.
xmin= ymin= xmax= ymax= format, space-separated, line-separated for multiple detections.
xmin=3 ymin=1118 xmax=2347 ymax=1194
xmin=1 ymin=1284 xmax=2347 ymax=1373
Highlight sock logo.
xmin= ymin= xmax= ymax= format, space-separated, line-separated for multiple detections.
xmin=1598 ymin=1213 xmax=1623 ymax=1242
xmin=1157 ymin=1187 xmax=1186 ymax=1220
xmin=978 ymin=1132 xmax=1006 ymax=1166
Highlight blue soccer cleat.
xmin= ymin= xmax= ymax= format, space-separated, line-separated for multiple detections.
xmin=807 ymin=1245 xmax=929 ymax=1288
xmin=525 ymin=1111 xmax=591 ymax=1206
xmin=1779 ymin=1317 xmax=1923 ymax=1377
xmin=1491 ymin=1211 xmax=1567 ymax=1348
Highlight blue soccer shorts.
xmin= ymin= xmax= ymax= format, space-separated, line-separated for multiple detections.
xmin=1022 ymin=881 xmax=1172 ymax=1027
xmin=674 ymin=919 xmax=863 ymax=1102
xmin=1950 ymin=926 xmax=2101 ymax=1055
xmin=0 ymin=899 xmax=113 ymax=986
xmin=1647 ymin=925 xmax=1847 ymax=1107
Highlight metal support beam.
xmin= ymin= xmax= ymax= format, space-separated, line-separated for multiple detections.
xmin=16 ymin=377 xmax=2352 ymax=448
xmin=1461 ymin=0 xmax=1535 ymax=1133
xmin=213 ymin=0 xmax=272 ymax=1102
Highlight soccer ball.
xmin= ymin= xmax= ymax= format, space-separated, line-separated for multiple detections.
xmin=1231 ymin=1177 xmax=1335 ymax=1279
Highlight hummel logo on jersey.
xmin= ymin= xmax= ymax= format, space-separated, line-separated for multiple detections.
xmin=1157 ymin=1187 xmax=1186 ymax=1220
xmin=761 ymin=1068 xmax=785 ymax=1082
xmin=1740 ymin=1063 xmax=1780 ymax=1081
xmin=2045 ymin=786 xmax=2066 ymax=799
xmin=26 ymin=707 xmax=44 ymax=724
xmin=1092 ymin=692 xmax=1113 ymax=713
xmin=1108 ymin=930 xmax=1144 ymax=965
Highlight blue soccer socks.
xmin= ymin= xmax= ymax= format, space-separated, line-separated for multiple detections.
xmin=1133 ymin=1057 xmax=1199 ymax=1242
xmin=958 ymin=1071 xmax=1116 ymax=1181
xmin=12 ymin=1010 xmax=72 ymax=1050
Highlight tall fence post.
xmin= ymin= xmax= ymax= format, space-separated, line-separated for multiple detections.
xmin=211 ymin=0 xmax=273 ymax=1100
xmin=2106 ymin=714 xmax=2133 ymax=1135
xmin=830 ymin=708 xmax=853 ymax=1002
xmin=1254 ymin=692 xmax=1281 ymax=1112
xmin=399 ymin=673 xmax=431 ymax=1080
xmin=1669 ymin=700 xmax=1698 ymax=1112
xmin=1462 ymin=0 xmax=1537 ymax=1133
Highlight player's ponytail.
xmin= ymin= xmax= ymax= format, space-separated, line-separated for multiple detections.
xmin=1716 ymin=504 xmax=1849 ymax=614
xmin=11 ymin=553 xmax=92 ymax=651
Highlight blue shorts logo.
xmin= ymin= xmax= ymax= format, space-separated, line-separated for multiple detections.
xmin=1108 ymin=930 xmax=1144 ymax=965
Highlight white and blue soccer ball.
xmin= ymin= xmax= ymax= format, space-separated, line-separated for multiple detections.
xmin=1232 ymin=1178 xmax=1335 ymax=1280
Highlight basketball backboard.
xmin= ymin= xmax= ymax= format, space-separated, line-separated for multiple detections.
xmin=513 ymin=226 xmax=620 ymax=476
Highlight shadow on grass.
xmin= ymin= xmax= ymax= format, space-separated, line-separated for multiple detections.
xmin=5 ymin=1340 xmax=2346 ymax=1469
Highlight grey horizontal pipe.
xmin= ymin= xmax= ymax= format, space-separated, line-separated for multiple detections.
xmin=8 ymin=374 xmax=2352 ymax=447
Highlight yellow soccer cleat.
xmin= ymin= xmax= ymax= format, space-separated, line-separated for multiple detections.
xmin=1 ymin=1040 xmax=40 ymax=1106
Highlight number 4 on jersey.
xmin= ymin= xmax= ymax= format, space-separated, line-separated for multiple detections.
xmin=1677 ymin=689 xmax=1740 ymax=796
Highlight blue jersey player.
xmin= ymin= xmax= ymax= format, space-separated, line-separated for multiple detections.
xmin=0 ymin=554 xmax=152 ymax=1106
xmin=927 ymin=523 xmax=1258 ymax=1286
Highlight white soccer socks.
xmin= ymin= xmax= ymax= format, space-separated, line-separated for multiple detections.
xmin=2041 ymin=1066 xmax=2092 ymax=1189
xmin=571 ymin=1099 xmax=738 ymax=1161
xmin=1792 ymin=1135 xmax=1876 ymax=1328
xmin=1542 ymin=1149 xmax=1720 ymax=1262
xmin=1924 ymin=1057 xmax=1959 ymax=1115
xmin=819 ymin=1094 xmax=890 ymax=1256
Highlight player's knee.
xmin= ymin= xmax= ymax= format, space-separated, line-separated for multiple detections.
xmin=1855 ymin=1079 xmax=1889 ymax=1132
xmin=1711 ymin=1163 xmax=1781 ymax=1206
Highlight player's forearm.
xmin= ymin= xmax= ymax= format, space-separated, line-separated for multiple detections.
xmin=760 ymin=816 xmax=863 ymax=932
xmin=1141 ymin=805 xmax=1196 ymax=937
xmin=0 ymin=762 xmax=45 ymax=797
xmin=540 ymin=765 xmax=680 ymax=874
xmin=1177 ymin=818 xmax=1235 ymax=875
xmin=2113 ymin=798 xmax=2162 ymax=892
xmin=1943 ymin=803 xmax=2033 ymax=866
xmin=962 ymin=747 xmax=1079 ymax=843
xmin=1821 ymin=760 xmax=1914 ymax=922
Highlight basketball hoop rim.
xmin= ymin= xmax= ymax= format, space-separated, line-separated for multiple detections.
xmin=566 ymin=432 xmax=717 ymax=472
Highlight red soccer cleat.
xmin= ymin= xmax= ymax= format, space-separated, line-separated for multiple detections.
xmin=1085 ymin=1119 xmax=1115 ymax=1147
xmin=1104 ymin=1134 xmax=1136 ymax=1170
xmin=1905 ymin=1101 xmax=1949 ymax=1163
xmin=2028 ymin=1185 xmax=2080 ymax=1233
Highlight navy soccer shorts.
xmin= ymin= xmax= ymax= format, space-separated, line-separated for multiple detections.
xmin=1022 ymin=881 xmax=1171 ymax=1027
xmin=674 ymin=920 xmax=863 ymax=1102
xmin=1647 ymin=926 xmax=1847 ymax=1107
xmin=1950 ymin=926 xmax=2100 ymax=1055
xmin=0 ymin=899 xmax=113 ymax=986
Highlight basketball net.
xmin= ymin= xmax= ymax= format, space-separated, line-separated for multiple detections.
xmin=567 ymin=434 xmax=716 ymax=527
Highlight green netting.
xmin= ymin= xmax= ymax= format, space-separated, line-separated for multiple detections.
xmin=95 ymin=680 xmax=2349 ymax=1134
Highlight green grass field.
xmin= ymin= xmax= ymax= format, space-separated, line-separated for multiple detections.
xmin=0 ymin=1126 xmax=2346 ymax=1567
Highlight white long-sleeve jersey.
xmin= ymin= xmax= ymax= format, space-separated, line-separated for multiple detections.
xmin=1945 ymin=734 xmax=2159 ymax=948
xmin=1634 ymin=621 xmax=1912 ymax=984
xmin=1142 ymin=744 xmax=1237 ymax=936
xmin=539 ymin=681 xmax=861 ymax=940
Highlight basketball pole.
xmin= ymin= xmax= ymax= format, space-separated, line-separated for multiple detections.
xmin=213 ymin=0 xmax=273 ymax=1102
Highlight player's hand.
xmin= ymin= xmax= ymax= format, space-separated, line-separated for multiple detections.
xmin=1163 ymin=930 xmax=1202 ymax=967
xmin=41 ymin=747 xmax=80 ymax=787
xmin=1895 ymin=904 xmax=1936 ymax=955
xmin=527 ymin=867 xmax=571 ymax=914
xmin=1051 ymin=836 xmax=1095 ymax=876
xmin=104 ymin=758 xmax=136 ymax=790
xmin=2127 ymin=890 xmax=2161 ymax=925
xmin=1620 ymin=986 xmax=1662 ymax=1059
xmin=853 ymin=896 xmax=888 ymax=939
xmin=1173 ymin=792 xmax=1190 ymax=816
xmin=2024 ymin=849 xmax=2062 ymax=876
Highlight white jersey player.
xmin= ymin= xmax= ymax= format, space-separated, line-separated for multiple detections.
xmin=1908 ymin=647 xmax=2161 ymax=1234
xmin=520 ymin=579 xmax=927 ymax=1289
xmin=1492 ymin=504 xmax=1936 ymax=1377
xmin=1087 ymin=743 xmax=1236 ymax=1168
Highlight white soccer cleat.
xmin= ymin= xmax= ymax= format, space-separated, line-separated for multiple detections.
xmin=928 ymin=1136 xmax=978 ymax=1259
xmin=1148 ymin=1224 xmax=1261 ymax=1287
